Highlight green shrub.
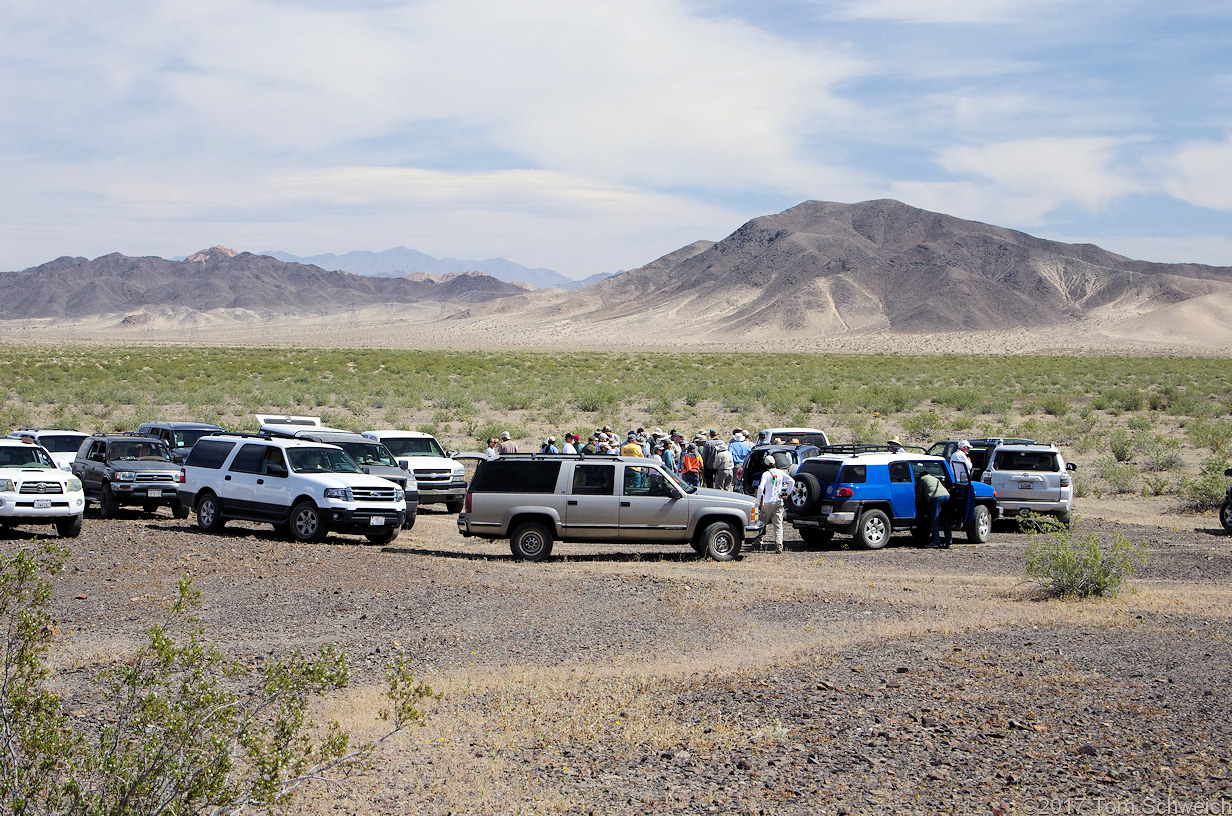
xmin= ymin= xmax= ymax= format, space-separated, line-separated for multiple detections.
xmin=1098 ymin=458 xmax=1138 ymax=494
xmin=1176 ymin=457 xmax=1229 ymax=512
xmin=0 ymin=544 xmax=437 ymax=815
xmin=1108 ymin=429 xmax=1133 ymax=462
xmin=1142 ymin=473 xmax=1170 ymax=496
xmin=1025 ymin=527 xmax=1147 ymax=597
xmin=1039 ymin=395 xmax=1071 ymax=417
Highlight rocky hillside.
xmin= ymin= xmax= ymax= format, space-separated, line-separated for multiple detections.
xmin=456 ymin=199 xmax=1232 ymax=338
xmin=0 ymin=246 xmax=526 ymax=319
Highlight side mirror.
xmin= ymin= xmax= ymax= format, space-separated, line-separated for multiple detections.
xmin=446 ymin=449 xmax=458 ymax=458
xmin=1225 ymin=468 xmax=1232 ymax=478
xmin=266 ymin=463 xmax=288 ymax=478
xmin=1066 ymin=462 xmax=1078 ymax=471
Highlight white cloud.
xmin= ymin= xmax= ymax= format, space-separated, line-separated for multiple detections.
xmin=1157 ymin=135 xmax=1232 ymax=210
xmin=830 ymin=0 xmax=1079 ymax=24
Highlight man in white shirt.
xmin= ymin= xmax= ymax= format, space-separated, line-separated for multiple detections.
xmin=950 ymin=441 xmax=973 ymax=483
xmin=754 ymin=454 xmax=796 ymax=554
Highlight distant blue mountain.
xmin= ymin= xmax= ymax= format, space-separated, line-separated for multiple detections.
xmin=260 ymin=246 xmax=611 ymax=290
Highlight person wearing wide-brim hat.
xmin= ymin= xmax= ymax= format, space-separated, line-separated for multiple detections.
xmin=497 ymin=431 xmax=519 ymax=455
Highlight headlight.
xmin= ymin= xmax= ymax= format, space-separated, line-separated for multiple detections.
xmin=67 ymin=477 xmax=82 ymax=492
xmin=112 ymin=471 xmax=136 ymax=482
xmin=394 ymin=488 xmax=405 ymax=502
xmin=323 ymin=487 xmax=354 ymax=502
xmin=452 ymin=466 xmax=465 ymax=478
xmin=0 ymin=479 xmax=14 ymax=492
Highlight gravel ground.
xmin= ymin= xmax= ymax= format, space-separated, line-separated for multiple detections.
xmin=7 ymin=506 xmax=1232 ymax=815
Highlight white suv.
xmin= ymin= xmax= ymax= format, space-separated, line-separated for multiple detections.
xmin=362 ymin=430 xmax=467 ymax=513
xmin=177 ymin=433 xmax=407 ymax=545
xmin=0 ymin=438 xmax=86 ymax=537
xmin=981 ymin=444 xmax=1077 ymax=526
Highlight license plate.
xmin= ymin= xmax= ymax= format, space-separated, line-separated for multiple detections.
xmin=1018 ymin=482 xmax=1033 ymax=490
xmin=369 ymin=516 xmax=385 ymax=526
xmin=147 ymin=489 xmax=162 ymax=498
xmin=821 ymin=504 xmax=833 ymax=513
xmin=34 ymin=499 xmax=50 ymax=509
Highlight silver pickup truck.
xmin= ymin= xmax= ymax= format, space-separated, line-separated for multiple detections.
xmin=457 ymin=454 xmax=763 ymax=561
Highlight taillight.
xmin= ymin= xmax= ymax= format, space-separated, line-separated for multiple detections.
xmin=1060 ymin=473 xmax=1070 ymax=488
xmin=464 ymin=492 xmax=472 ymax=513
xmin=982 ymin=473 xmax=991 ymax=484
xmin=837 ymin=487 xmax=854 ymax=498
xmin=178 ymin=467 xmax=186 ymax=484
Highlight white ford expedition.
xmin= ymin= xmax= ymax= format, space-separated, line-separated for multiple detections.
xmin=178 ymin=433 xmax=407 ymax=545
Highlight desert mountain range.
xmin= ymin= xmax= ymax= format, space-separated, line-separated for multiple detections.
xmin=3 ymin=199 xmax=1230 ymax=354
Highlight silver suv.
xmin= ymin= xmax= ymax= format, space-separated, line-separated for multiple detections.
xmin=178 ymin=433 xmax=407 ymax=545
xmin=458 ymin=454 xmax=763 ymax=561
xmin=981 ymin=444 xmax=1077 ymax=526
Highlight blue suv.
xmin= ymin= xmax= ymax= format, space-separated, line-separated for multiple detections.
xmin=786 ymin=446 xmax=998 ymax=549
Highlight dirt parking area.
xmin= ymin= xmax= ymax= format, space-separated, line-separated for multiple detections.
xmin=10 ymin=506 xmax=1232 ymax=815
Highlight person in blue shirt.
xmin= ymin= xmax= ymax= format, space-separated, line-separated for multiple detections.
xmin=728 ymin=430 xmax=752 ymax=469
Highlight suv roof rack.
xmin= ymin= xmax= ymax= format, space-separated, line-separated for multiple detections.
xmin=12 ymin=427 xmax=81 ymax=432
xmin=91 ymin=431 xmax=147 ymax=438
xmin=817 ymin=443 xmax=902 ymax=456
xmin=495 ymin=452 xmax=590 ymax=460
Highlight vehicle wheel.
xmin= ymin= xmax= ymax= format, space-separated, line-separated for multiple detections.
xmin=366 ymin=529 xmax=400 ymax=546
xmin=172 ymin=501 xmax=190 ymax=520
xmin=289 ymin=501 xmax=326 ymax=543
xmin=701 ymin=521 xmax=741 ymax=561
xmin=1057 ymin=511 xmax=1073 ymax=529
xmin=791 ymin=474 xmax=823 ymax=513
xmin=798 ymin=527 xmax=834 ymax=548
xmin=195 ymin=493 xmax=226 ymax=533
xmin=855 ymin=509 xmax=891 ymax=550
xmin=56 ymin=515 xmax=82 ymax=538
xmin=1219 ymin=498 xmax=1232 ymax=534
xmin=403 ymin=513 xmax=416 ymax=531
xmin=966 ymin=504 xmax=992 ymax=543
xmin=509 ymin=522 xmax=553 ymax=562
xmin=689 ymin=537 xmax=707 ymax=555
xmin=445 ymin=498 xmax=464 ymax=513
xmin=99 ymin=484 xmax=118 ymax=519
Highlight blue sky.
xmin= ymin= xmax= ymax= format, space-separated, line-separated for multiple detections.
xmin=2 ymin=0 xmax=1230 ymax=278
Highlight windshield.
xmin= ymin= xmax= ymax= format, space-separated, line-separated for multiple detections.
xmin=110 ymin=441 xmax=173 ymax=462
xmin=287 ymin=447 xmax=362 ymax=474
xmin=380 ymin=436 xmax=446 ymax=458
xmin=336 ymin=442 xmax=398 ymax=468
xmin=37 ymin=434 xmax=88 ymax=453
xmin=665 ymin=468 xmax=697 ymax=494
xmin=172 ymin=429 xmax=220 ymax=449
xmin=0 ymin=446 xmax=56 ymax=468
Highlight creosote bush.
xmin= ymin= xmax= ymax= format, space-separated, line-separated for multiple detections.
xmin=0 ymin=543 xmax=439 ymax=816
xmin=1024 ymin=520 xmax=1147 ymax=598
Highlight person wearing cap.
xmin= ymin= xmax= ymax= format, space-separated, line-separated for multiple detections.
xmin=620 ymin=432 xmax=644 ymax=457
xmin=581 ymin=435 xmax=599 ymax=455
xmin=950 ymin=441 xmax=973 ymax=483
xmin=755 ymin=452 xmax=796 ymax=553
xmin=539 ymin=436 xmax=559 ymax=455
xmin=680 ymin=443 xmax=702 ymax=488
xmin=728 ymin=430 xmax=752 ymax=470
xmin=712 ymin=437 xmax=735 ymax=491
xmin=562 ymin=434 xmax=578 ymax=455
xmin=497 ymin=431 xmax=519 ymax=455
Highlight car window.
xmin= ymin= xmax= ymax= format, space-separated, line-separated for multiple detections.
xmin=572 ymin=464 xmax=615 ymax=496
xmin=995 ymin=451 xmax=1060 ymax=472
xmin=337 ymin=442 xmax=398 ymax=467
xmin=39 ymin=435 xmax=88 ymax=453
xmin=470 ymin=460 xmax=561 ymax=493
xmin=262 ymin=447 xmax=287 ymax=476
xmin=380 ymin=436 xmax=446 ymax=458
xmin=0 ymin=446 xmax=56 ymax=468
xmin=889 ymin=461 xmax=913 ymax=483
xmin=186 ymin=439 xmax=235 ymax=469
xmin=623 ymin=465 xmax=676 ymax=498
xmin=838 ymin=464 xmax=866 ymax=484
xmin=912 ymin=460 xmax=949 ymax=482
xmin=110 ymin=440 xmax=172 ymax=462
xmin=287 ymin=447 xmax=363 ymax=474
xmin=800 ymin=459 xmax=842 ymax=481
xmin=229 ymin=444 xmax=268 ymax=474
xmin=172 ymin=428 xmax=220 ymax=449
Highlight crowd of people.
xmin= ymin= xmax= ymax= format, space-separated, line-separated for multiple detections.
xmin=483 ymin=426 xmax=765 ymax=492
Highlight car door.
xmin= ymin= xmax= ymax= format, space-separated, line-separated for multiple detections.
xmin=618 ymin=464 xmax=690 ymax=541
xmin=250 ymin=446 xmax=293 ymax=521
xmin=221 ymin=443 xmax=269 ymax=517
xmin=80 ymin=440 xmax=106 ymax=496
xmin=888 ymin=461 xmax=917 ymax=521
xmin=563 ymin=462 xmax=621 ymax=539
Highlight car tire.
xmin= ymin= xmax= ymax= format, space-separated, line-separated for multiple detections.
xmin=445 ymin=498 xmax=464 ymax=514
xmin=966 ymin=504 xmax=992 ymax=543
xmin=99 ymin=484 xmax=118 ymax=519
xmin=1057 ymin=510 xmax=1073 ymax=529
xmin=509 ymin=522 xmax=553 ymax=562
xmin=402 ymin=513 xmax=416 ymax=531
xmin=855 ymin=509 xmax=891 ymax=550
xmin=366 ymin=529 xmax=400 ymax=546
xmin=1219 ymin=498 xmax=1232 ymax=534
xmin=56 ymin=515 xmax=82 ymax=538
xmin=196 ymin=493 xmax=225 ymax=533
xmin=290 ymin=501 xmax=326 ymax=543
xmin=792 ymin=474 xmax=823 ymax=513
xmin=798 ymin=527 xmax=834 ymax=548
xmin=701 ymin=521 xmax=741 ymax=561
xmin=172 ymin=501 xmax=190 ymax=520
